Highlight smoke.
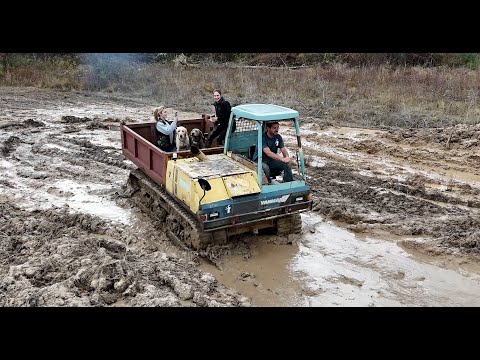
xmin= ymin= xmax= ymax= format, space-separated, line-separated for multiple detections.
xmin=80 ymin=53 xmax=150 ymax=65
xmin=79 ymin=53 xmax=151 ymax=91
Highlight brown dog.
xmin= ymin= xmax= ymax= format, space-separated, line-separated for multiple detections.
xmin=175 ymin=126 xmax=190 ymax=151
xmin=189 ymin=128 xmax=205 ymax=149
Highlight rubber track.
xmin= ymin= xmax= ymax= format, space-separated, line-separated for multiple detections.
xmin=130 ymin=169 xmax=211 ymax=249
xmin=276 ymin=213 xmax=302 ymax=236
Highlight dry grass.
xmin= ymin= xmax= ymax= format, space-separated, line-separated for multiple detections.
xmin=2 ymin=59 xmax=480 ymax=128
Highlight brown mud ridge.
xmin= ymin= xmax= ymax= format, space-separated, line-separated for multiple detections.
xmin=0 ymin=195 xmax=250 ymax=307
xmin=1 ymin=87 xmax=480 ymax=306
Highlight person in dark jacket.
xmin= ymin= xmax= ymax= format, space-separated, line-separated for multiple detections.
xmin=206 ymin=89 xmax=235 ymax=147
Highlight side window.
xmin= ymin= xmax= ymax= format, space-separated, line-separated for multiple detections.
xmin=235 ymin=118 xmax=258 ymax=133
xmin=228 ymin=118 xmax=258 ymax=157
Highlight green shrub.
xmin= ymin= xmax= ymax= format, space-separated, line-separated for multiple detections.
xmin=456 ymin=53 xmax=480 ymax=70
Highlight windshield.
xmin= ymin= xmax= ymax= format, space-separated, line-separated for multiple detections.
xmin=226 ymin=117 xmax=307 ymax=186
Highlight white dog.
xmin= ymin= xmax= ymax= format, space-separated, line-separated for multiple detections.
xmin=175 ymin=126 xmax=190 ymax=151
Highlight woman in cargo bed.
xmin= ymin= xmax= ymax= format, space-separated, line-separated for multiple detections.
xmin=154 ymin=106 xmax=178 ymax=152
xmin=206 ymin=89 xmax=234 ymax=147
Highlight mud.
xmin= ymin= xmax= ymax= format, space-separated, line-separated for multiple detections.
xmin=287 ymin=123 xmax=480 ymax=256
xmin=2 ymin=86 xmax=480 ymax=306
xmin=0 ymin=87 xmax=249 ymax=307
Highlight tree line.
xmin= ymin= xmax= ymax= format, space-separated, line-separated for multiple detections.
xmin=1 ymin=53 xmax=480 ymax=76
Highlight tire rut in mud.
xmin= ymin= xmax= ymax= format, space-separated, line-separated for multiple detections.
xmin=30 ymin=136 xmax=133 ymax=171
xmin=308 ymin=163 xmax=480 ymax=254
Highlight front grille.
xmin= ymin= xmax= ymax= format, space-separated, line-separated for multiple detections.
xmin=202 ymin=200 xmax=312 ymax=231
xmin=232 ymin=197 xmax=259 ymax=215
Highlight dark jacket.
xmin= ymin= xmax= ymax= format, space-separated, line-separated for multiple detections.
xmin=213 ymin=97 xmax=231 ymax=128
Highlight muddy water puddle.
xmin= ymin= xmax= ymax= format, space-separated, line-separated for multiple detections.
xmin=417 ymin=164 xmax=480 ymax=186
xmin=202 ymin=213 xmax=480 ymax=307
xmin=199 ymin=240 xmax=305 ymax=306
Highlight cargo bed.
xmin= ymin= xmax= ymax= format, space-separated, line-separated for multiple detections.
xmin=120 ymin=116 xmax=223 ymax=187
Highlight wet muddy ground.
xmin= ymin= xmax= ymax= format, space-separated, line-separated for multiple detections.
xmin=1 ymin=87 xmax=480 ymax=306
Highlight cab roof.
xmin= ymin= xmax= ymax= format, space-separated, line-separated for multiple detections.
xmin=231 ymin=104 xmax=299 ymax=121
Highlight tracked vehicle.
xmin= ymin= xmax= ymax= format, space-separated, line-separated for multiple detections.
xmin=120 ymin=104 xmax=312 ymax=249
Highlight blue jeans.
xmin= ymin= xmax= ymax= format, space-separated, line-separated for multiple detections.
xmin=264 ymin=159 xmax=293 ymax=183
